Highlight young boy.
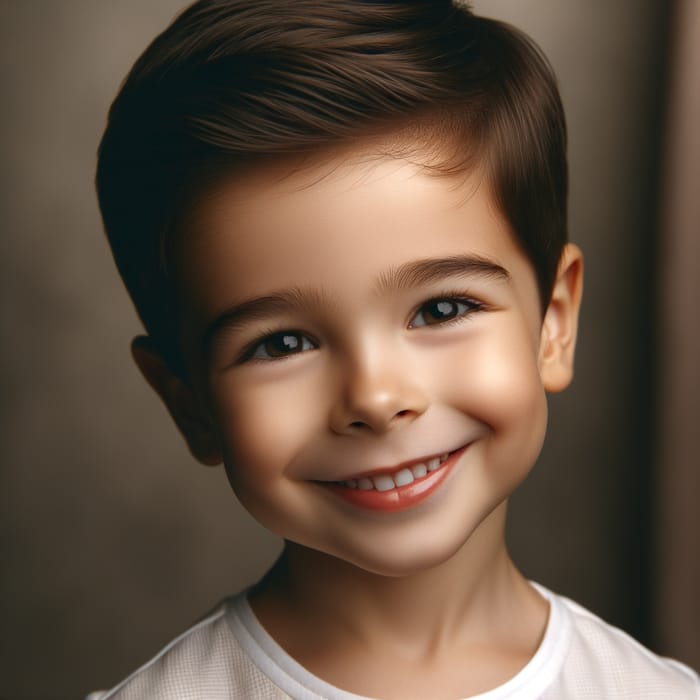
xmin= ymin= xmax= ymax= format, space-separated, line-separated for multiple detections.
xmin=92 ymin=1 xmax=700 ymax=698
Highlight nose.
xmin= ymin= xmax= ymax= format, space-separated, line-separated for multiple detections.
xmin=328 ymin=346 xmax=429 ymax=435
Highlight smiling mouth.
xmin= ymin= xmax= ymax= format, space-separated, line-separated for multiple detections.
xmin=332 ymin=453 xmax=451 ymax=493
xmin=316 ymin=446 xmax=468 ymax=512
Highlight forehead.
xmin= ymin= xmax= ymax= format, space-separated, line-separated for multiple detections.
xmin=175 ymin=146 xmax=538 ymax=329
xmin=179 ymin=139 xmax=482 ymax=254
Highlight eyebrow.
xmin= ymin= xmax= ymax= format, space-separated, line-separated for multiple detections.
xmin=374 ymin=254 xmax=510 ymax=292
xmin=202 ymin=254 xmax=510 ymax=355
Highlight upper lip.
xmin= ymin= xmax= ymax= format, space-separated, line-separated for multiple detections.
xmin=322 ymin=447 xmax=461 ymax=483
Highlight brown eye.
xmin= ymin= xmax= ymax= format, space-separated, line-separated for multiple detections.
xmin=250 ymin=332 xmax=315 ymax=360
xmin=410 ymin=299 xmax=476 ymax=327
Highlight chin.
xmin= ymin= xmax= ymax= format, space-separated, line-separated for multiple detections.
xmin=322 ymin=521 xmax=485 ymax=578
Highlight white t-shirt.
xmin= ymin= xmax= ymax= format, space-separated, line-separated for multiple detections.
xmin=89 ymin=584 xmax=700 ymax=699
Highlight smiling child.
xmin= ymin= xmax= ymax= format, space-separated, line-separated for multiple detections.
xmin=91 ymin=1 xmax=700 ymax=698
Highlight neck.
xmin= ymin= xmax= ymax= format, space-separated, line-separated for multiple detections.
xmin=248 ymin=502 xmax=549 ymax=698
xmin=250 ymin=502 xmax=536 ymax=656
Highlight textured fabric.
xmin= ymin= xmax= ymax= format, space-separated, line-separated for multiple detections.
xmin=90 ymin=584 xmax=700 ymax=699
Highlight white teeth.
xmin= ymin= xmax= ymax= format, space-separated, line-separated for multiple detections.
xmin=427 ymin=457 xmax=441 ymax=472
xmin=411 ymin=462 xmax=428 ymax=479
xmin=372 ymin=474 xmax=396 ymax=492
xmin=393 ymin=468 xmax=415 ymax=487
xmin=337 ymin=452 xmax=452 ymax=491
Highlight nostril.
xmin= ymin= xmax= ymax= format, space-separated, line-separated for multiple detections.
xmin=395 ymin=410 xmax=411 ymax=418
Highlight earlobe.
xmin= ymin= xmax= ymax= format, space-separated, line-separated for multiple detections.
xmin=538 ymin=244 xmax=584 ymax=393
xmin=131 ymin=336 xmax=223 ymax=466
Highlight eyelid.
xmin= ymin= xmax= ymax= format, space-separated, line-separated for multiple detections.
xmin=407 ymin=293 xmax=486 ymax=329
xmin=238 ymin=329 xmax=318 ymax=364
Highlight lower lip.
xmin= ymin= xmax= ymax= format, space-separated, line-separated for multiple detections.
xmin=320 ymin=445 xmax=468 ymax=513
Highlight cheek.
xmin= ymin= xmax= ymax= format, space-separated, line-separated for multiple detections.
xmin=210 ymin=373 xmax=325 ymax=484
xmin=442 ymin=324 xmax=548 ymax=462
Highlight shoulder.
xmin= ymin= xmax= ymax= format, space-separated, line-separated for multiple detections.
xmin=551 ymin=590 xmax=700 ymax=699
xmin=89 ymin=595 xmax=287 ymax=700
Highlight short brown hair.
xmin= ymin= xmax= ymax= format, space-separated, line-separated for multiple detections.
xmin=96 ymin=0 xmax=567 ymax=374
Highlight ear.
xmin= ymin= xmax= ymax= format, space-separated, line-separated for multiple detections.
xmin=131 ymin=336 xmax=223 ymax=466
xmin=538 ymin=243 xmax=584 ymax=393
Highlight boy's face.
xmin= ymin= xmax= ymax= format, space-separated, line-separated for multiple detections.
xmin=159 ymin=147 xmax=581 ymax=577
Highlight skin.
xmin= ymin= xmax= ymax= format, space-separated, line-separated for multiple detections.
xmin=134 ymin=144 xmax=583 ymax=699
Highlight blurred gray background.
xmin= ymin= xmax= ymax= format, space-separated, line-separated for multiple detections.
xmin=1 ymin=1 xmax=698 ymax=698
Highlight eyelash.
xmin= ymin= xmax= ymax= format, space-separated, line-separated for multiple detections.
xmin=407 ymin=296 xmax=484 ymax=329
xmin=238 ymin=294 xmax=484 ymax=364
xmin=239 ymin=329 xmax=317 ymax=363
